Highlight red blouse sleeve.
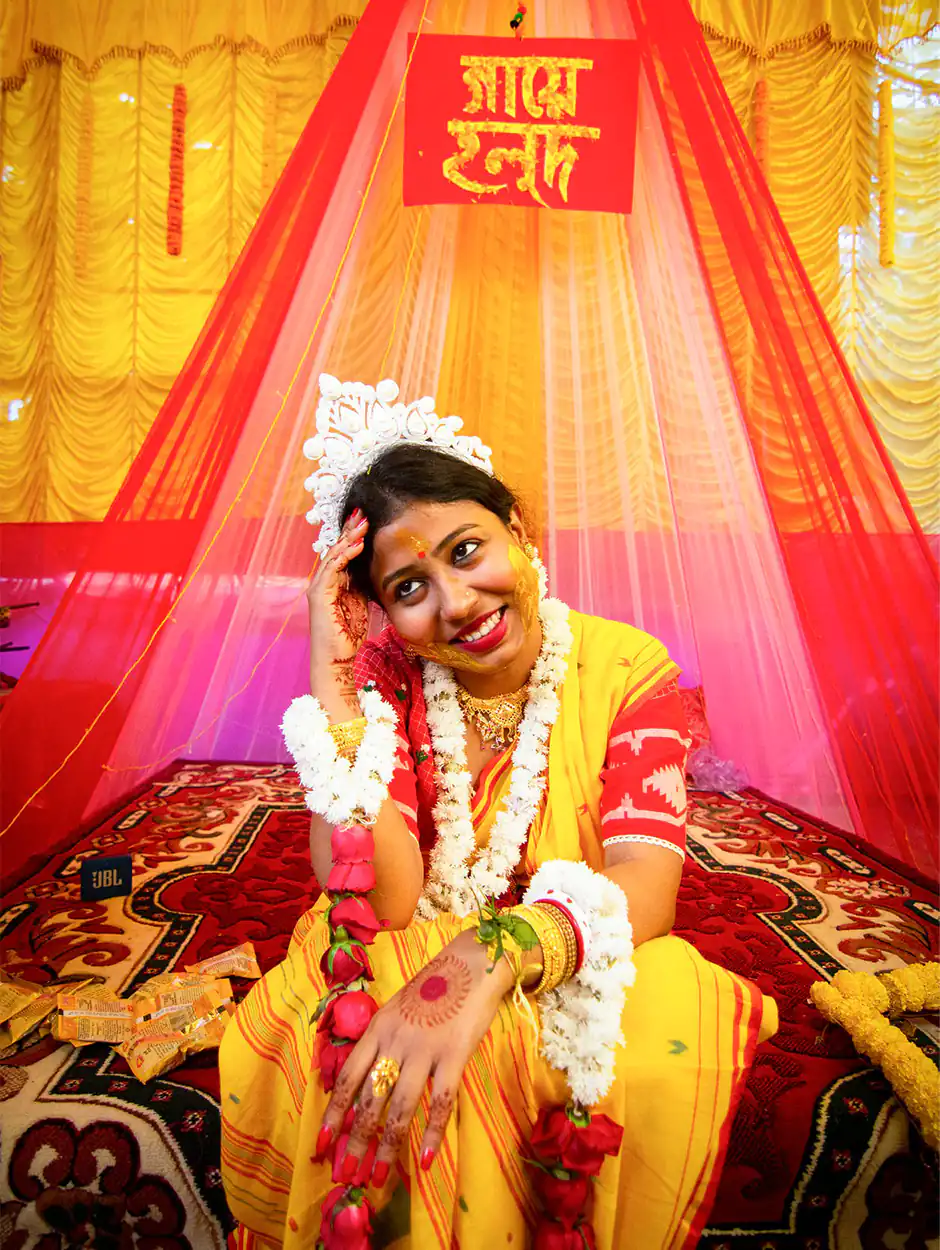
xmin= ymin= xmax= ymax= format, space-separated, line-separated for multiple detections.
xmin=599 ymin=680 xmax=692 ymax=861
xmin=353 ymin=641 xmax=420 ymax=842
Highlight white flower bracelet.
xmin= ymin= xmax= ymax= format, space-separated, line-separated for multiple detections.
xmin=524 ymin=860 xmax=636 ymax=1108
xmin=281 ymin=687 xmax=398 ymax=826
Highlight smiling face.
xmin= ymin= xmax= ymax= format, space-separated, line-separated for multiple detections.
xmin=370 ymin=500 xmax=541 ymax=678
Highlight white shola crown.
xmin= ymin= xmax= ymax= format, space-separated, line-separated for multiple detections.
xmin=302 ymin=374 xmax=495 ymax=555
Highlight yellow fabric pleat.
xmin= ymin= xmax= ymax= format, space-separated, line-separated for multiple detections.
xmin=436 ymin=203 xmax=547 ymax=534
xmin=1 ymin=1 xmax=365 ymax=86
xmin=689 ymin=0 xmax=937 ymax=58
xmin=219 ymin=613 xmax=774 ymax=1249
xmin=5 ymin=0 xmax=934 ymax=84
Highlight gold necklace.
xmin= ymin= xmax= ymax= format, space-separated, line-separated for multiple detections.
xmin=454 ymin=682 xmax=529 ymax=750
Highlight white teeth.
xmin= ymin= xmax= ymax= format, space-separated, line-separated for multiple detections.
xmin=460 ymin=610 xmax=502 ymax=643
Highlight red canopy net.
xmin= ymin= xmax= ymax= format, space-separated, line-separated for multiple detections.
xmin=1 ymin=0 xmax=936 ymax=885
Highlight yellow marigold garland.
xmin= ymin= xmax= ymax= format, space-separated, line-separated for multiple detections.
xmin=811 ymin=962 xmax=940 ymax=1151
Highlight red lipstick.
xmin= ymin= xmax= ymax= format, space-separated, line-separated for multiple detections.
xmin=452 ymin=607 xmax=509 ymax=654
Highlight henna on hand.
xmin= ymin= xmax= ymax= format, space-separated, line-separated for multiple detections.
xmin=350 ymin=1098 xmax=383 ymax=1141
xmin=332 ymin=588 xmax=368 ymax=649
xmin=330 ymin=1067 xmax=358 ymax=1107
xmin=427 ymin=1089 xmax=455 ymax=1134
xmin=379 ymin=1116 xmax=410 ymax=1154
xmin=399 ymin=955 xmax=473 ymax=1029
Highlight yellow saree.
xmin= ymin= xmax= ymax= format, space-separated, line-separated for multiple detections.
xmin=220 ymin=613 xmax=777 ymax=1248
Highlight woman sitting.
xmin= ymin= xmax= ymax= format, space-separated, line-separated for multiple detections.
xmin=220 ymin=379 xmax=776 ymax=1249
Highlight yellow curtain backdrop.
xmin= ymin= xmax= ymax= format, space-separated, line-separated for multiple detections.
xmin=0 ymin=2 xmax=366 ymax=522
xmin=694 ymin=8 xmax=939 ymax=530
xmin=689 ymin=0 xmax=936 ymax=52
xmin=0 ymin=0 xmax=937 ymax=526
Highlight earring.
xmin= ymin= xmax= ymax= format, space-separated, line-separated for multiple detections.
xmin=524 ymin=542 xmax=537 ymax=560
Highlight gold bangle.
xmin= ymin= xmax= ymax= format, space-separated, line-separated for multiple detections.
xmin=509 ymin=905 xmax=553 ymax=989
xmin=543 ymin=904 xmax=579 ymax=981
xmin=328 ymin=717 xmax=366 ymax=760
xmin=511 ymin=904 xmax=574 ymax=995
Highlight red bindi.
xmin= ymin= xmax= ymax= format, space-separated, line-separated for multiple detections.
xmin=418 ymin=550 xmax=427 ymax=559
xmin=419 ymin=975 xmax=448 ymax=1002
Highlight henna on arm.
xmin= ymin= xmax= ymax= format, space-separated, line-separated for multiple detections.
xmin=329 ymin=657 xmax=361 ymax=714
xmin=324 ymin=588 xmax=369 ymax=713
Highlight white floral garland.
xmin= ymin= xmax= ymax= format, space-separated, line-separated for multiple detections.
xmin=524 ymin=861 xmax=636 ymax=1107
xmin=281 ymin=686 xmax=398 ymax=825
xmin=283 ymin=557 xmax=636 ymax=1107
xmin=415 ymin=588 xmax=573 ymax=919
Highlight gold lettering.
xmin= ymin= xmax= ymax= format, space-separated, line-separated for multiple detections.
xmin=442 ymin=124 xmax=507 ymax=197
xmin=442 ymin=121 xmax=600 ymax=207
xmin=460 ymin=58 xmax=499 ymax=114
xmin=458 ymin=55 xmax=593 ymax=121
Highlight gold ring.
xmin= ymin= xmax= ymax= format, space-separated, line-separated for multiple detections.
xmin=370 ymin=1056 xmax=400 ymax=1099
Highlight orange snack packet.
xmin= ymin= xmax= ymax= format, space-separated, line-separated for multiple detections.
xmin=0 ymin=978 xmax=92 ymax=1054
xmin=130 ymin=971 xmax=210 ymax=1001
xmin=178 ymin=988 xmax=234 ymax=1055
xmin=185 ymin=942 xmax=261 ymax=980
xmin=0 ymin=974 xmax=41 ymax=1026
xmin=157 ymin=977 xmax=232 ymax=1010
xmin=121 ymin=1031 xmax=188 ymax=1082
xmin=134 ymin=979 xmax=232 ymax=1033
xmin=120 ymin=985 xmax=235 ymax=1082
xmin=56 ymin=989 xmax=136 ymax=1046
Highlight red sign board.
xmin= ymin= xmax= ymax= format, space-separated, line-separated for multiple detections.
xmin=404 ymin=35 xmax=640 ymax=214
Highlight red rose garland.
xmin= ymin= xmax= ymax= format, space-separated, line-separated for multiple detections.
xmin=315 ymin=821 xmax=382 ymax=1249
xmin=313 ymin=818 xmax=626 ymax=1247
xmin=526 ymin=1104 xmax=624 ymax=1246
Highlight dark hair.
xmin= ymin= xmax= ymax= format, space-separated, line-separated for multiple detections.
xmin=342 ymin=443 xmax=517 ymax=600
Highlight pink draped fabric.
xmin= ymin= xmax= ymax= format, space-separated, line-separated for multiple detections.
xmin=1 ymin=0 xmax=936 ymax=887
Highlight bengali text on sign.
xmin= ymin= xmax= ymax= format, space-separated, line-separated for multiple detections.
xmin=403 ymin=35 xmax=640 ymax=213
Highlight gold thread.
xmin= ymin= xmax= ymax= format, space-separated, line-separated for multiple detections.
xmin=379 ymin=207 xmax=426 ymax=377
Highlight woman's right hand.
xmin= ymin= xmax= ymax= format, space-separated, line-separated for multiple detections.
xmin=307 ymin=509 xmax=370 ymax=712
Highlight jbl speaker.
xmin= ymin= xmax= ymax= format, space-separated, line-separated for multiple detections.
xmin=80 ymin=854 xmax=133 ymax=901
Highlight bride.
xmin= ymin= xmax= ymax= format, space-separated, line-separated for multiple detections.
xmin=220 ymin=377 xmax=776 ymax=1250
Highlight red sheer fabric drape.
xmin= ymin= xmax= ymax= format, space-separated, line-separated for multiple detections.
xmin=1 ymin=0 xmax=936 ymax=888
xmin=0 ymin=0 xmax=429 ymax=882
xmin=621 ymin=0 xmax=938 ymax=867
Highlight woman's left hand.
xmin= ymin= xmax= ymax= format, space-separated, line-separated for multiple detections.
xmin=316 ymin=928 xmax=511 ymax=1188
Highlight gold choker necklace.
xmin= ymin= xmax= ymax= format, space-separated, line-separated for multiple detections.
xmin=454 ymin=682 xmax=529 ymax=750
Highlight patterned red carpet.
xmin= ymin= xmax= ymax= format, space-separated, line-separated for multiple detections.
xmin=0 ymin=763 xmax=936 ymax=1249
